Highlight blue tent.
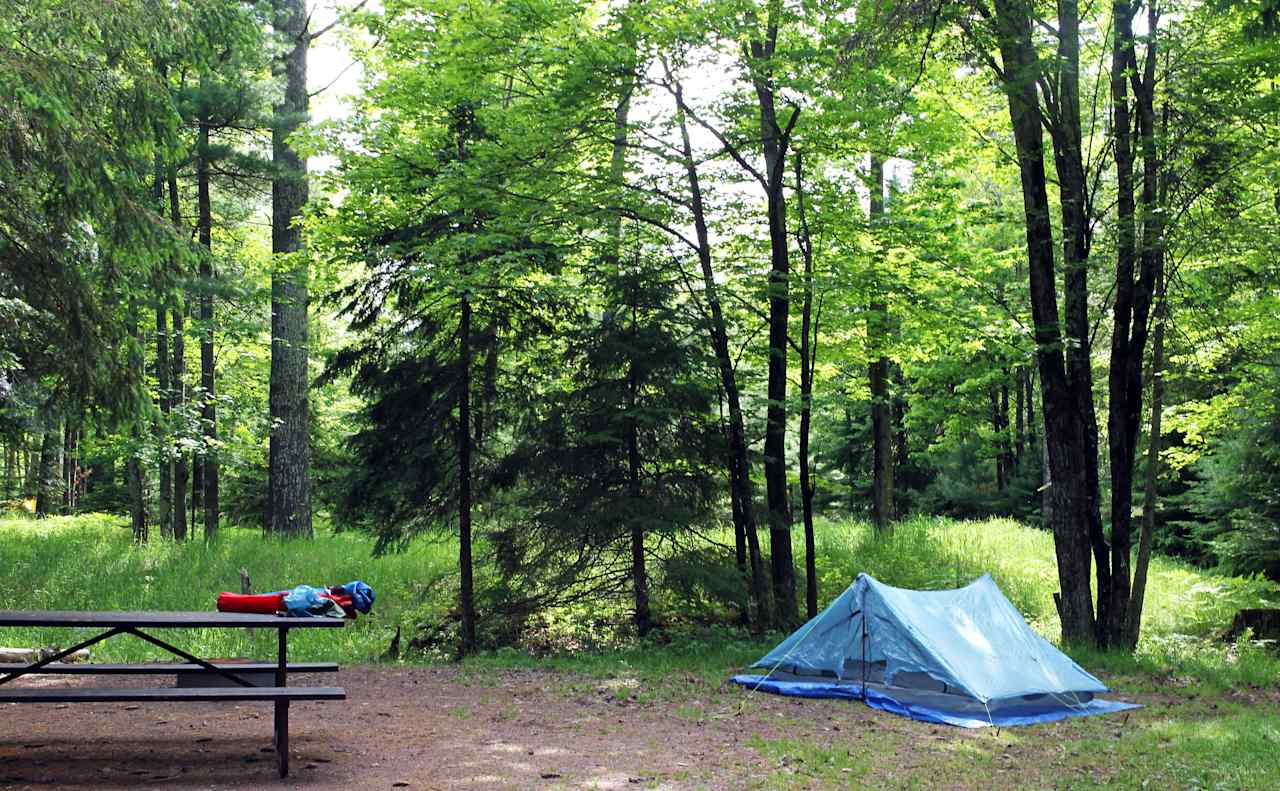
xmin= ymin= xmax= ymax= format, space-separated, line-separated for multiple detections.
xmin=731 ymin=573 xmax=1139 ymax=727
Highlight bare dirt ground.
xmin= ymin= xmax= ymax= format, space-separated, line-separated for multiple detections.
xmin=0 ymin=664 xmax=1155 ymax=790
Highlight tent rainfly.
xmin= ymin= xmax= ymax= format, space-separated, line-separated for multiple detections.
xmin=731 ymin=573 xmax=1140 ymax=727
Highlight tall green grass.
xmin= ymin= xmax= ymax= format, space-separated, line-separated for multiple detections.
xmin=1 ymin=513 xmax=1276 ymax=687
xmin=0 ymin=514 xmax=454 ymax=662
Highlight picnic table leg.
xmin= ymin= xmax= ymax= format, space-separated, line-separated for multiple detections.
xmin=275 ymin=627 xmax=289 ymax=777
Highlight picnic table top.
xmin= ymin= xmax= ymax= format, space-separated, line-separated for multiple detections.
xmin=0 ymin=611 xmax=348 ymax=629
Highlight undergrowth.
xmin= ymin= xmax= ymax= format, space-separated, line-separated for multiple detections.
xmin=0 ymin=512 xmax=1276 ymax=692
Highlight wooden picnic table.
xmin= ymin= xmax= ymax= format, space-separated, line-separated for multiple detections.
xmin=0 ymin=610 xmax=347 ymax=777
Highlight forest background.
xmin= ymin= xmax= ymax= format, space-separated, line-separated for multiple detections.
xmin=1 ymin=0 xmax=1278 ymax=659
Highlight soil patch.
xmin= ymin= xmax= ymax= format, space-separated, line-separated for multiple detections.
xmin=0 ymin=664 xmax=1154 ymax=789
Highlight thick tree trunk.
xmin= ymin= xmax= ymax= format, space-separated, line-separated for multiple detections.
xmin=868 ymin=156 xmax=894 ymax=532
xmin=268 ymin=0 xmax=313 ymax=538
xmin=458 ymin=296 xmax=476 ymax=655
xmin=990 ymin=0 xmax=1097 ymax=642
xmin=168 ymin=169 xmax=188 ymax=542
xmin=197 ymin=115 xmax=218 ymax=541
xmin=673 ymin=81 xmax=769 ymax=626
xmin=795 ymin=151 xmax=819 ymax=620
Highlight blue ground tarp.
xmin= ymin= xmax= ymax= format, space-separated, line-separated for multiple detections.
xmin=733 ymin=574 xmax=1140 ymax=727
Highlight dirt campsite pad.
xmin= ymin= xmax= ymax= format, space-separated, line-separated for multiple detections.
xmin=0 ymin=664 xmax=1266 ymax=790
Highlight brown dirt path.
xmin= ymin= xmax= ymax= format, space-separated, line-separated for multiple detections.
xmin=0 ymin=664 xmax=1140 ymax=790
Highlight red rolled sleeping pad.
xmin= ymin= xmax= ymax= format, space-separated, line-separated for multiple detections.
xmin=216 ymin=590 xmax=356 ymax=617
xmin=216 ymin=592 xmax=286 ymax=614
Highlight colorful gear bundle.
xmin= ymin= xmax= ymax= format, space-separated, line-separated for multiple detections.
xmin=216 ymin=580 xmax=376 ymax=619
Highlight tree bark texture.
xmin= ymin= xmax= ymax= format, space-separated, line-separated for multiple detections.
xmin=868 ymin=156 xmax=894 ymax=532
xmin=750 ymin=14 xmax=797 ymax=626
xmin=989 ymin=0 xmax=1098 ymax=642
xmin=198 ymin=115 xmax=218 ymax=541
xmin=268 ymin=0 xmax=313 ymax=538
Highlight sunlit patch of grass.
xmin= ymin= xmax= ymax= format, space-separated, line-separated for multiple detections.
xmin=0 ymin=514 xmax=453 ymax=663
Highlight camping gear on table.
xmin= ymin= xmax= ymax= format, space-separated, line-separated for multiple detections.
xmin=216 ymin=581 xmax=376 ymax=619
xmin=732 ymin=573 xmax=1139 ymax=727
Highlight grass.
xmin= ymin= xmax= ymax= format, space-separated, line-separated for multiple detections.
xmin=0 ymin=513 xmax=454 ymax=662
xmin=2 ymin=512 xmax=1278 ymax=789
xmin=1 ymin=512 xmax=1276 ymax=686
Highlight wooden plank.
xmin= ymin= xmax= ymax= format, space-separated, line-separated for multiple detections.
xmin=0 ymin=662 xmax=338 ymax=675
xmin=0 ymin=611 xmax=346 ymax=629
xmin=0 ymin=686 xmax=346 ymax=703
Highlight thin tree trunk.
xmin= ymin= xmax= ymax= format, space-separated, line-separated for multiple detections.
xmin=1128 ymin=265 xmax=1165 ymax=646
xmin=197 ymin=113 xmax=218 ymax=541
xmin=627 ymin=318 xmax=650 ymax=636
xmin=168 ymin=168 xmax=188 ymax=542
xmin=671 ymin=75 xmax=769 ymax=627
xmin=154 ymin=161 xmax=172 ymax=539
xmin=608 ymin=41 xmax=650 ymax=637
xmin=1123 ymin=14 xmax=1166 ymax=648
xmin=34 ymin=414 xmax=60 ymax=518
xmin=795 ymin=152 xmax=819 ymax=620
xmin=457 ymin=295 xmax=476 ymax=655
xmin=268 ymin=0 xmax=313 ymax=538
xmin=868 ymin=156 xmax=894 ymax=532
xmin=990 ymin=384 xmax=1006 ymax=492
xmin=1015 ymin=367 xmax=1026 ymax=463
xmin=750 ymin=14 xmax=798 ymax=626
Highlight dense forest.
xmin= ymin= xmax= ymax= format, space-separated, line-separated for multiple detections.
xmin=1 ymin=0 xmax=1277 ymax=655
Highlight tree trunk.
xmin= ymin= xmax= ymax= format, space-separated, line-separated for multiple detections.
xmin=457 ymin=295 xmax=476 ymax=655
xmin=1127 ymin=264 xmax=1165 ymax=647
xmin=608 ymin=43 xmax=650 ymax=637
xmin=61 ymin=421 xmax=76 ymax=513
xmin=268 ymin=0 xmax=313 ymax=538
xmin=750 ymin=21 xmax=797 ymax=626
xmin=627 ymin=338 xmax=650 ymax=636
xmin=34 ymin=415 xmax=60 ymax=518
xmin=1015 ymin=367 xmax=1026 ymax=463
xmin=795 ymin=151 xmax=819 ymax=620
xmin=672 ymin=78 xmax=769 ymax=627
xmin=989 ymin=384 xmax=1006 ymax=492
xmin=156 ymin=300 xmax=172 ymax=538
xmin=868 ymin=156 xmax=894 ymax=532
xmin=198 ymin=113 xmax=218 ymax=541
xmin=990 ymin=0 xmax=1097 ymax=643
xmin=1121 ymin=12 xmax=1166 ymax=648
xmin=168 ymin=168 xmax=188 ymax=542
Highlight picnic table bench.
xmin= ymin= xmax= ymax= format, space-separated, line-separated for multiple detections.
xmin=0 ymin=610 xmax=347 ymax=777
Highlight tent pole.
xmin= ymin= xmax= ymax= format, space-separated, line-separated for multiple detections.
xmin=860 ymin=611 xmax=868 ymax=702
